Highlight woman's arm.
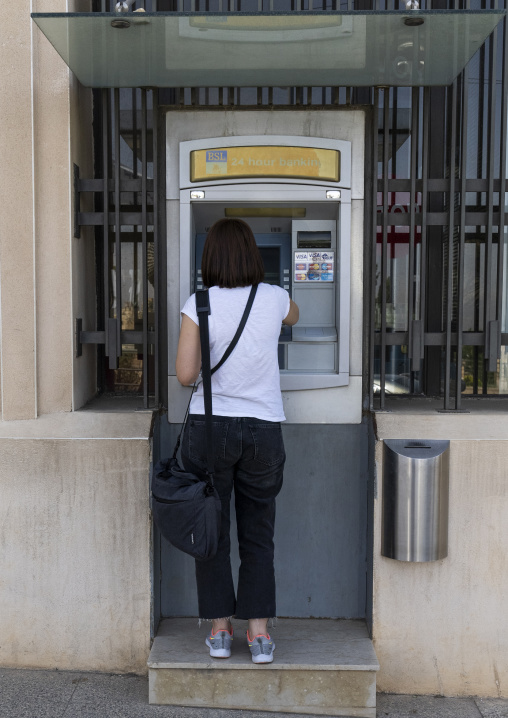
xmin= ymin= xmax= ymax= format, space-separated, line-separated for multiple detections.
xmin=176 ymin=314 xmax=201 ymax=386
xmin=282 ymin=298 xmax=299 ymax=326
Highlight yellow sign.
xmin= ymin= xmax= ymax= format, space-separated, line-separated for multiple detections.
xmin=190 ymin=146 xmax=340 ymax=183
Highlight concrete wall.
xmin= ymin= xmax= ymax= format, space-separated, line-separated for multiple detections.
xmin=0 ymin=1 xmax=37 ymax=420
xmin=0 ymin=0 xmax=96 ymax=420
xmin=0 ymin=412 xmax=153 ymax=673
xmin=0 ymin=1 xmax=154 ymax=675
xmin=373 ymin=411 xmax=508 ymax=698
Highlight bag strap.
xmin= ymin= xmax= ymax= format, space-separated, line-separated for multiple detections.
xmin=211 ymin=284 xmax=258 ymax=375
xmin=171 ymin=381 xmax=196 ymax=461
xmin=195 ymin=289 xmax=214 ymax=482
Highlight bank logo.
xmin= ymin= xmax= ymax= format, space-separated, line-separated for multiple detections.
xmin=206 ymin=150 xmax=228 ymax=175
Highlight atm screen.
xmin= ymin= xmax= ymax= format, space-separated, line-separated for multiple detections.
xmin=194 ymin=233 xmax=289 ymax=293
xmin=259 ymin=247 xmax=280 ymax=286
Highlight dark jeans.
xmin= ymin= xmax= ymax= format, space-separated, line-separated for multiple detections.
xmin=181 ymin=414 xmax=285 ymax=620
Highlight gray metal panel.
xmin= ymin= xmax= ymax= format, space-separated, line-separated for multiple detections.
xmin=158 ymin=421 xmax=369 ymax=619
xmin=287 ymin=343 xmax=336 ymax=372
xmin=293 ymin=286 xmax=336 ymax=326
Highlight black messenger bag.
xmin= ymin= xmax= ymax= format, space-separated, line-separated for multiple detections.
xmin=151 ymin=285 xmax=258 ymax=561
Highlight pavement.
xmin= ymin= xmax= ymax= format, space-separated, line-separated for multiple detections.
xmin=1 ymin=669 xmax=508 ymax=718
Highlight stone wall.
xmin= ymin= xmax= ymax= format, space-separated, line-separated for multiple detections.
xmin=373 ymin=412 xmax=508 ymax=698
xmin=0 ymin=0 xmax=96 ymax=420
xmin=0 ymin=412 xmax=152 ymax=673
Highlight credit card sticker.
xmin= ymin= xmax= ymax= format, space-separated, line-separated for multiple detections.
xmin=293 ymin=251 xmax=334 ymax=281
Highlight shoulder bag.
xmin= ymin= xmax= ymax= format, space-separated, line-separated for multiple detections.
xmin=151 ymin=284 xmax=258 ymax=561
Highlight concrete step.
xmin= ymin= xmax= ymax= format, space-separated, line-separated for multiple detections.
xmin=148 ymin=618 xmax=379 ymax=717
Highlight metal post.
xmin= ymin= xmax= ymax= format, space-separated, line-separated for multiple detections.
xmin=380 ymin=89 xmax=390 ymax=409
xmin=419 ymin=87 xmax=430 ymax=376
xmin=369 ymin=89 xmax=379 ymax=411
xmin=114 ymin=88 xmax=122 ymax=369
xmin=496 ymin=15 xmax=508 ymax=367
xmin=153 ymin=92 xmax=160 ymax=406
xmin=484 ymin=14 xmax=498 ymax=375
xmin=408 ymin=87 xmax=418 ymax=373
xmin=103 ymin=89 xmax=114 ymax=367
xmin=455 ymin=56 xmax=470 ymax=411
xmin=444 ymin=79 xmax=457 ymax=410
xmin=142 ymin=90 xmax=149 ymax=407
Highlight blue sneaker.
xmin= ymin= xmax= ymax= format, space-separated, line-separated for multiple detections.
xmin=206 ymin=628 xmax=233 ymax=658
xmin=247 ymin=632 xmax=275 ymax=664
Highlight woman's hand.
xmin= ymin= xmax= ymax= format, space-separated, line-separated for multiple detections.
xmin=176 ymin=314 xmax=201 ymax=386
xmin=282 ymin=298 xmax=299 ymax=327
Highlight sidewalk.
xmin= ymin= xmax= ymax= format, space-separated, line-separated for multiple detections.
xmin=1 ymin=668 xmax=507 ymax=718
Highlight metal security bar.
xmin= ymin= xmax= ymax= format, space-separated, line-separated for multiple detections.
xmin=76 ymin=86 xmax=158 ymax=408
xmin=158 ymin=87 xmax=354 ymax=109
xmin=86 ymin=0 xmax=508 ymax=412
xmin=371 ymin=4 xmax=508 ymax=410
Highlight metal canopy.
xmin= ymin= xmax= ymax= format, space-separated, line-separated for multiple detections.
xmin=32 ymin=11 xmax=505 ymax=88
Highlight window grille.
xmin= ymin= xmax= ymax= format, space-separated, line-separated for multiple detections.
xmin=371 ymin=8 xmax=508 ymax=410
xmin=78 ymin=0 xmax=508 ymax=412
xmin=77 ymin=86 xmax=159 ymax=408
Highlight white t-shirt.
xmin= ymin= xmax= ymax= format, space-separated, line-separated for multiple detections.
xmin=181 ymin=283 xmax=290 ymax=422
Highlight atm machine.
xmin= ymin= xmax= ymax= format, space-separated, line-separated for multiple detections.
xmin=175 ymin=135 xmax=352 ymax=403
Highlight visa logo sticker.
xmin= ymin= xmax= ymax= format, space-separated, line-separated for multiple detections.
xmin=206 ymin=150 xmax=228 ymax=175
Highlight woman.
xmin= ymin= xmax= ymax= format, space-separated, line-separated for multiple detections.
xmin=176 ymin=218 xmax=299 ymax=664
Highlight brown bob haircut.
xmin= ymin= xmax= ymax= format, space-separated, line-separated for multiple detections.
xmin=201 ymin=218 xmax=265 ymax=288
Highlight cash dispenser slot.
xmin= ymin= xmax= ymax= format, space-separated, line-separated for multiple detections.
xmin=292 ymin=328 xmax=338 ymax=341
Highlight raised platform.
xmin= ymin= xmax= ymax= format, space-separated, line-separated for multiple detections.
xmin=148 ymin=618 xmax=379 ymax=716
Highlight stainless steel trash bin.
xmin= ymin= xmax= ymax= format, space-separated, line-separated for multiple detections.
xmin=382 ymin=439 xmax=450 ymax=562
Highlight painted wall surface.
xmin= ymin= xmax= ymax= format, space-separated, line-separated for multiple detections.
xmin=373 ymin=413 xmax=508 ymax=698
xmin=0 ymin=412 xmax=152 ymax=673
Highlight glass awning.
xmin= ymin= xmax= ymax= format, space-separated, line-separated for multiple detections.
xmin=32 ymin=11 xmax=506 ymax=89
